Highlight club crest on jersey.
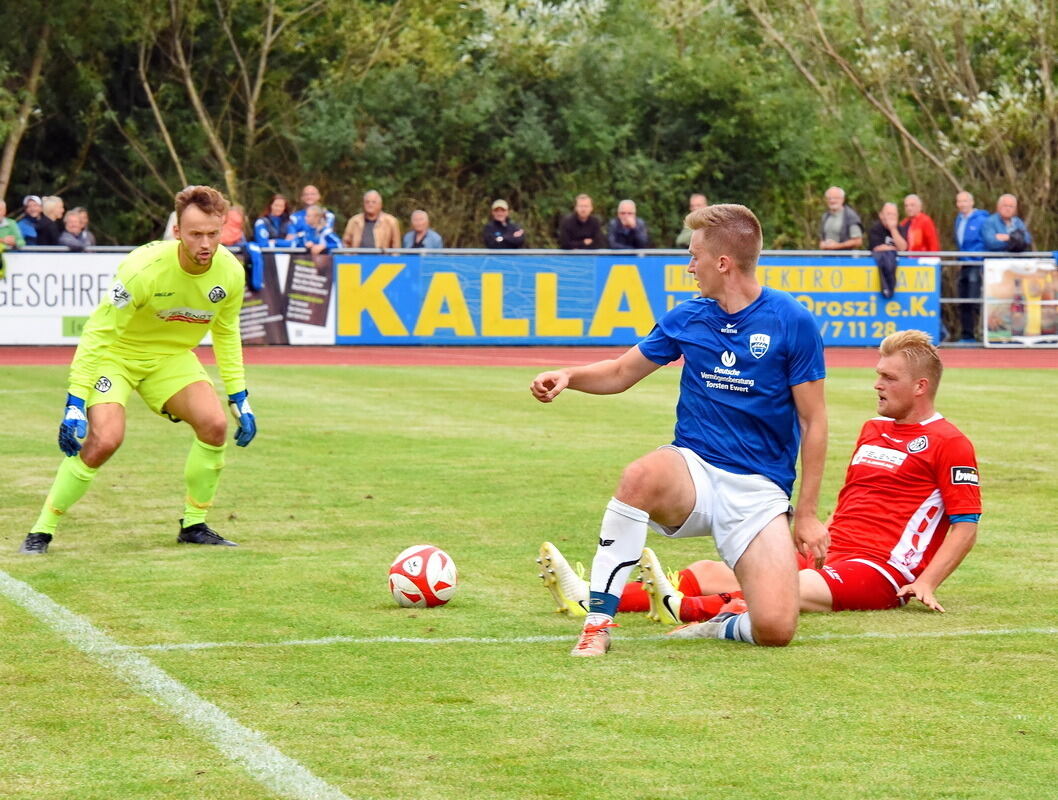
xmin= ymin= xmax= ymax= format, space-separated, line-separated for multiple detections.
xmin=721 ymin=350 xmax=736 ymax=367
xmin=95 ymin=376 xmax=112 ymax=393
xmin=111 ymin=281 xmax=130 ymax=309
xmin=907 ymin=435 xmax=929 ymax=453
xmin=208 ymin=285 xmax=227 ymax=303
xmin=749 ymin=333 xmax=770 ymax=358
xmin=951 ymin=466 xmax=979 ymax=485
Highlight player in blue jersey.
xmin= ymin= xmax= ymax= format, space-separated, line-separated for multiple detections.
xmin=530 ymin=203 xmax=829 ymax=656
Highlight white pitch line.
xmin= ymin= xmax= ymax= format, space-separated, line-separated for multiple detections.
xmin=0 ymin=569 xmax=351 ymax=800
xmin=115 ymin=625 xmax=1058 ymax=653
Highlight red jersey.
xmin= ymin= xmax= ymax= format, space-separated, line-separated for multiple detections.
xmin=828 ymin=414 xmax=981 ymax=581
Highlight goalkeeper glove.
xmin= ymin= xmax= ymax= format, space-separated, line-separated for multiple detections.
xmin=58 ymin=394 xmax=88 ymax=456
xmin=228 ymin=390 xmax=257 ymax=447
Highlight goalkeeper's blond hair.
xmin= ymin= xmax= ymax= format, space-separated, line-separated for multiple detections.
xmin=879 ymin=330 xmax=942 ymax=397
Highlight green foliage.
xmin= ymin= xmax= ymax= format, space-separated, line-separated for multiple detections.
xmin=3 ymin=0 xmax=1052 ymax=248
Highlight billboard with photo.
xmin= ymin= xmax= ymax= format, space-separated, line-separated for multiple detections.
xmin=983 ymin=258 xmax=1058 ymax=348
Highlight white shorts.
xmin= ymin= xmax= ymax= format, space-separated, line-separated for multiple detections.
xmin=648 ymin=445 xmax=791 ymax=569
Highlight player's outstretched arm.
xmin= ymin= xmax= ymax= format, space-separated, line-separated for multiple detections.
xmin=791 ymin=379 xmax=829 ymax=567
xmin=896 ymin=521 xmax=977 ymax=612
xmin=530 ymin=346 xmax=661 ymax=403
xmin=228 ymin=390 xmax=257 ymax=447
xmin=57 ymin=394 xmax=88 ymax=456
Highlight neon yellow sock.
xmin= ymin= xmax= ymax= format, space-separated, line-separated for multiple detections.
xmin=183 ymin=439 xmax=226 ymax=526
xmin=32 ymin=455 xmax=99 ymax=534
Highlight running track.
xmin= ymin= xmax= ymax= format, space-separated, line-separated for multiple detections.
xmin=1 ymin=345 xmax=1055 ymax=368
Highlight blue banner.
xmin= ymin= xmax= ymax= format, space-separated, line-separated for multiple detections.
xmin=334 ymin=252 xmax=940 ymax=346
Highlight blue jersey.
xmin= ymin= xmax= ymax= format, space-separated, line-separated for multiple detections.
xmin=638 ymin=287 xmax=825 ymax=495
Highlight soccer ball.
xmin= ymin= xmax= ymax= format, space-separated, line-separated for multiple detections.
xmin=388 ymin=545 xmax=458 ymax=608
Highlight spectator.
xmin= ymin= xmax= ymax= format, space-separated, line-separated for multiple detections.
xmin=221 ymin=205 xmax=265 ymax=291
xmin=161 ymin=210 xmax=178 ymax=240
xmin=818 ymin=186 xmax=863 ymax=250
xmin=557 ymin=194 xmax=602 ymax=250
xmin=342 ymin=190 xmax=401 ymax=248
xmin=58 ymin=210 xmax=91 ymax=252
xmin=402 ymin=210 xmax=444 ymax=249
xmin=675 ymin=193 xmax=708 ymax=248
xmin=900 ymin=194 xmax=940 ymax=252
xmin=253 ymin=194 xmax=299 ymax=248
xmin=953 ymin=191 xmax=990 ymax=342
xmin=300 ymin=205 xmax=342 ymax=254
xmin=867 ymin=202 xmax=908 ymax=299
xmin=17 ymin=195 xmax=43 ymax=245
xmin=607 ymin=199 xmax=651 ymax=249
xmin=981 ymin=194 xmax=1032 ymax=253
xmin=482 ymin=199 xmax=526 ymax=249
xmin=36 ymin=196 xmax=65 ymax=246
xmin=71 ymin=207 xmax=96 ymax=248
xmin=290 ymin=184 xmax=335 ymax=240
xmin=220 ymin=204 xmax=248 ymax=247
xmin=0 ymin=199 xmax=26 ymax=250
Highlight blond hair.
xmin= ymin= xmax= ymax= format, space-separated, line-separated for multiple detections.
xmin=879 ymin=330 xmax=943 ymax=396
xmin=175 ymin=185 xmax=229 ymax=223
xmin=684 ymin=203 xmax=762 ymax=272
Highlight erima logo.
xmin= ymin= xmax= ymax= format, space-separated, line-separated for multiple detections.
xmin=720 ymin=323 xmax=738 ymax=334
xmin=951 ymin=466 xmax=979 ymax=485
xmin=402 ymin=557 xmax=423 ymax=576
xmin=823 ymin=566 xmax=843 ymax=583
xmin=111 ymin=281 xmax=130 ymax=309
xmin=907 ymin=436 xmax=929 ymax=453
xmin=749 ymin=333 xmax=770 ymax=358
xmin=882 ymin=433 xmax=904 ymax=444
xmin=721 ymin=351 xmax=736 ymax=367
xmin=95 ymin=376 xmax=112 ymax=393
xmin=208 ymin=286 xmax=227 ymax=303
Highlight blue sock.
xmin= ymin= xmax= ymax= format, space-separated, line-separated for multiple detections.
xmin=720 ymin=612 xmax=756 ymax=644
xmin=587 ymin=591 xmax=620 ymax=619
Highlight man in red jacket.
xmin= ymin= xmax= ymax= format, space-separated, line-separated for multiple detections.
xmin=901 ymin=194 xmax=940 ymax=252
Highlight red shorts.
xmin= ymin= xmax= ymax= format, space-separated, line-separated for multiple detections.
xmin=796 ymin=554 xmax=908 ymax=612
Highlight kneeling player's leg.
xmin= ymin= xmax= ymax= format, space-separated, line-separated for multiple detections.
xmin=729 ymin=515 xmax=800 ymax=646
xmin=163 ymin=381 xmax=228 ymax=526
xmin=31 ymin=403 xmax=126 ymax=536
xmin=798 ymin=568 xmax=835 ymax=613
xmin=586 ymin=448 xmax=695 ymax=622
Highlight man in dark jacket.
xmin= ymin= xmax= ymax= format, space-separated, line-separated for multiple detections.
xmin=483 ymin=200 xmax=526 ymax=249
xmin=607 ymin=200 xmax=651 ymax=249
xmin=558 ymin=194 xmax=603 ymax=250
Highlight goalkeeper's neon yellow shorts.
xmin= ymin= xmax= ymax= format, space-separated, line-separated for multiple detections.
xmin=85 ymin=350 xmax=211 ymax=420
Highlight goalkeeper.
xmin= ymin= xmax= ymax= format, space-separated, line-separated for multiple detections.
xmin=19 ymin=185 xmax=257 ymax=554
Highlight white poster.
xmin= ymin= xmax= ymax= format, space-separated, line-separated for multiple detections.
xmin=0 ymin=252 xmax=118 ymax=344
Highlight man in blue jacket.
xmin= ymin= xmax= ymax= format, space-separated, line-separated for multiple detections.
xmin=953 ymin=191 xmax=990 ymax=342
xmin=981 ymin=194 xmax=1032 ymax=253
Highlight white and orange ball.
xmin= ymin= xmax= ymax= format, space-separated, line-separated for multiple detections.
xmin=388 ymin=545 xmax=458 ymax=608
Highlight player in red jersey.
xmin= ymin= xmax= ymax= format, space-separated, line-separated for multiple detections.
xmin=538 ymin=330 xmax=982 ymax=635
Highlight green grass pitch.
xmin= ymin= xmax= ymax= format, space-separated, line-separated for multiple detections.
xmin=1 ymin=362 xmax=1057 ymax=799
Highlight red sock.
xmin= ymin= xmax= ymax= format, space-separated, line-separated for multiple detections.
xmin=678 ymin=591 xmax=744 ymax=622
xmin=618 ymin=581 xmax=650 ymax=613
xmin=620 ymin=569 xmax=705 ymax=614
xmin=676 ymin=569 xmax=701 ymax=596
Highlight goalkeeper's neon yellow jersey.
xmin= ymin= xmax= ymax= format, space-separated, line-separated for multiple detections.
xmin=68 ymin=240 xmax=247 ymax=397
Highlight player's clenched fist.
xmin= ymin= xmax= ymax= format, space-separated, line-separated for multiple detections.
xmin=530 ymin=370 xmax=570 ymax=403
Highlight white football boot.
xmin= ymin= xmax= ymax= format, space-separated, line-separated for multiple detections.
xmin=537 ymin=541 xmax=589 ymax=617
